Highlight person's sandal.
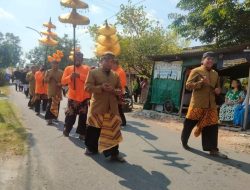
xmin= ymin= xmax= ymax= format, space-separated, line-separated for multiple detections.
xmin=84 ymin=148 xmax=96 ymax=156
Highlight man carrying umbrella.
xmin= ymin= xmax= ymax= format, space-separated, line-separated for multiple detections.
xmin=61 ymin=51 xmax=90 ymax=139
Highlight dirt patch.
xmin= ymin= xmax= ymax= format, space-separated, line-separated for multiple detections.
xmin=130 ymin=110 xmax=250 ymax=154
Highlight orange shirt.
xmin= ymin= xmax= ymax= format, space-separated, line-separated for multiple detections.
xmin=113 ymin=66 xmax=127 ymax=91
xmin=35 ymin=70 xmax=48 ymax=94
xmin=61 ymin=65 xmax=90 ymax=102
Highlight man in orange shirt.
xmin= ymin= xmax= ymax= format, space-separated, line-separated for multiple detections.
xmin=112 ymin=60 xmax=127 ymax=126
xmin=61 ymin=52 xmax=90 ymax=139
xmin=34 ymin=65 xmax=48 ymax=115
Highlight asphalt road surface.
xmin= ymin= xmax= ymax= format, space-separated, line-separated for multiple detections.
xmin=2 ymin=87 xmax=250 ymax=190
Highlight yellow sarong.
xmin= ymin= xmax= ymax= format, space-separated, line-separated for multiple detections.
xmin=88 ymin=113 xmax=123 ymax=152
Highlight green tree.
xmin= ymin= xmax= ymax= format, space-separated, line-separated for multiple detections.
xmin=0 ymin=32 xmax=22 ymax=68
xmin=169 ymin=0 xmax=250 ymax=47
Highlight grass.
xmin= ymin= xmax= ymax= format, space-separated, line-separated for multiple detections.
xmin=0 ymin=86 xmax=27 ymax=157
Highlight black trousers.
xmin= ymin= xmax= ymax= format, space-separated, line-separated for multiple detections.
xmin=45 ymin=98 xmax=60 ymax=120
xmin=64 ymin=99 xmax=88 ymax=136
xmin=118 ymin=104 xmax=126 ymax=126
xmin=85 ymin=125 xmax=119 ymax=157
xmin=19 ymin=84 xmax=23 ymax=92
xmin=35 ymin=98 xmax=48 ymax=113
xmin=24 ymin=88 xmax=29 ymax=97
xmin=181 ymin=119 xmax=219 ymax=151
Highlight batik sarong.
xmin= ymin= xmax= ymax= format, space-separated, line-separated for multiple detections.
xmin=88 ymin=113 xmax=123 ymax=152
xmin=186 ymin=108 xmax=218 ymax=137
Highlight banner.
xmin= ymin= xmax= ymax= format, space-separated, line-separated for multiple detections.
xmin=154 ymin=61 xmax=183 ymax=80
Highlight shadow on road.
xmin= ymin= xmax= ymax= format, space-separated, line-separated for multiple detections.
xmin=124 ymin=122 xmax=158 ymax=140
xmin=54 ymin=121 xmax=64 ymax=132
xmin=144 ymin=148 xmax=191 ymax=172
xmin=126 ymin=121 xmax=190 ymax=172
xmin=69 ymin=136 xmax=86 ymax=149
xmin=190 ymin=148 xmax=250 ymax=174
xmin=91 ymin=155 xmax=171 ymax=190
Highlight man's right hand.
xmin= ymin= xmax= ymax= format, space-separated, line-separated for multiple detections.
xmin=70 ymin=73 xmax=80 ymax=81
xmin=201 ymin=76 xmax=210 ymax=85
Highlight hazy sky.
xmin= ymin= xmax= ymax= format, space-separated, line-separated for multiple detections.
xmin=0 ymin=0 xmax=192 ymax=59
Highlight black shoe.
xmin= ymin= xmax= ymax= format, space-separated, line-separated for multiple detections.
xmin=110 ymin=155 xmax=126 ymax=163
xmin=84 ymin=148 xmax=97 ymax=156
xmin=36 ymin=112 xmax=40 ymax=116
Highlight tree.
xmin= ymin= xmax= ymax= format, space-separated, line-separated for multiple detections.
xmin=0 ymin=32 xmax=22 ymax=68
xmin=88 ymin=0 xmax=187 ymax=77
xmin=169 ymin=0 xmax=250 ymax=47
xmin=26 ymin=34 xmax=75 ymax=69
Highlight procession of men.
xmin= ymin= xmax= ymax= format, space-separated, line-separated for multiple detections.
xmin=12 ymin=49 xmax=229 ymax=164
xmin=13 ymin=49 xmax=127 ymax=162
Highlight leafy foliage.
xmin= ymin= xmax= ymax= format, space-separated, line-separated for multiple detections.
xmin=169 ymin=0 xmax=250 ymax=47
xmin=0 ymin=32 xmax=22 ymax=68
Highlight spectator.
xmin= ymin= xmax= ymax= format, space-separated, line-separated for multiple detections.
xmin=219 ymin=79 xmax=245 ymax=123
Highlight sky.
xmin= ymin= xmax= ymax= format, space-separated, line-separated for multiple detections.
xmin=0 ymin=0 xmax=194 ymax=60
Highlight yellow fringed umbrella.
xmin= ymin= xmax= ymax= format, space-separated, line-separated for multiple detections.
xmin=41 ymin=30 xmax=58 ymax=38
xmin=97 ymin=35 xmax=118 ymax=48
xmin=59 ymin=9 xmax=90 ymax=25
xmin=39 ymin=37 xmax=58 ymax=47
xmin=95 ymin=21 xmax=121 ymax=57
xmin=59 ymin=0 xmax=90 ymax=89
xmin=96 ymin=43 xmax=121 ymax=57
xmin=98 ymin=21 xmax=117 ymax=36
xmin=43 ymin=21 xmax=56 ymax=29
xmin=60 ymin=0 xmax=88 ymax=9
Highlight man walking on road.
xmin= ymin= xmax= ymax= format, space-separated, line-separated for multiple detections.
xmin=34 ymin=65 xmax=48 ymax=115
xmin=112 ymin=59 xmax=127 ymax=126
xmin=61 ymin=52 xmax=90 ymax=139
xmin=26 ymin=65 xmax=37 ymax=108
xmin=44 ymin=50 xmax=64 ymax=125
xmin=84 ymin=52 xmax=125 ymax=162
xmin=181 ymin=52 xmax=228 ymax=159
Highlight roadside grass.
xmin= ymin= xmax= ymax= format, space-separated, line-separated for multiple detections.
xmin=0 ymin=86 xmax=27 ymax=157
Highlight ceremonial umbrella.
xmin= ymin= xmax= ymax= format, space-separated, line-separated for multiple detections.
xmin=59 ymin=0 xmax=90 ymax=89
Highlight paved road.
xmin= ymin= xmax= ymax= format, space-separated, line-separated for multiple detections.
xmin=3 ymin=87 xmax=250 ymax=190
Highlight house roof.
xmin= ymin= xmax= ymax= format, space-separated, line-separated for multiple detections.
xmin=149 ymin=44 xmax=250 ymax=62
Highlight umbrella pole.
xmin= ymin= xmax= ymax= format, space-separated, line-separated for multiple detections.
xmin=73 ymin=24 xmax=76 ymax=90
xmin=44 ymin=46 xmax=49 ymax=69
xmin=243 ymin=67 xmax=250 ymax=130
xmin=43 ymin=46 xmax=49 ymax=86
